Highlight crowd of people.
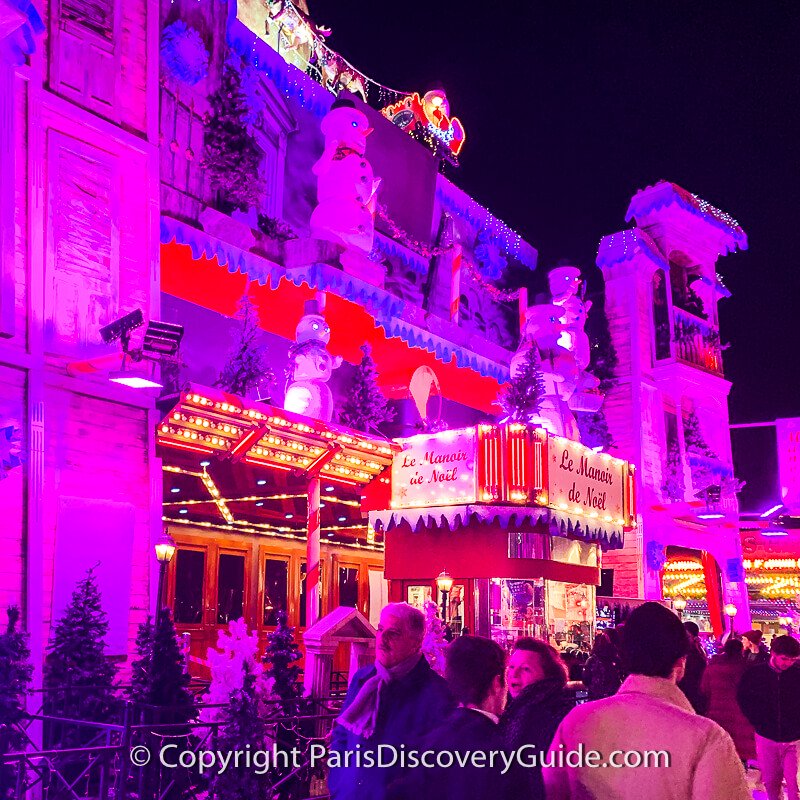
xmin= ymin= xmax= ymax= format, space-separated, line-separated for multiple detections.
xmin=328 ymin=602 xmax=800 ymax=800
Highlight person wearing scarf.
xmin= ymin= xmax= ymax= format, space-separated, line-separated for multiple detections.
xmin=329 ymin=603 xmax=454 ymax=800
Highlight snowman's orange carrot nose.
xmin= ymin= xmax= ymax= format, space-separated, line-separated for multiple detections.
xmin=364 ymin=127 xmax=373 ymax=136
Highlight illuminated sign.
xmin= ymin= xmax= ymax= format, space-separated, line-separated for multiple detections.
xmin=382 ymin=90 xmax=466 ymax=158
xmin=391 ymin=428 xmax=477 ymax=508
xmin=386 ymin=424 xmax=635 ymax=528
xmin=547 ymin=436 xmax=627 ymax=526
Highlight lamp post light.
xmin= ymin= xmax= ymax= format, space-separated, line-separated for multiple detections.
xmin=673 ymin=596 xmax=687 ymax=619
xmin=436 ymin=570 xmax=454 ymax=625
xmin=155 ymin=531 xmax=176 ymax=612
xmin=723 ymin=603 xmax=738 ymax=637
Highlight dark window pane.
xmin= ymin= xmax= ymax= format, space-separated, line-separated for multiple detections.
xmin=338 ymin=567 xmax=358 ymax=608
xmin=264 ymin=560 xmax=288 ymax=626
xmin=217 ymin=553 xmax=245 ymax=623
xmin=174 ymin=549 xmax=204 ymax=624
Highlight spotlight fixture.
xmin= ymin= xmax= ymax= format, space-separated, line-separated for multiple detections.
xmin=100 ymin=310 xmax=184 ymax=390
xmin=100 ymin=309 xmax=144 ymax=347
xmin=108 ymin=370 xmax=162 ymax=389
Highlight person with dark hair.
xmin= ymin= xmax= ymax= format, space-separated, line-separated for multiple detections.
xmin=742 ymin=629 xmax=770 ymax=665
xmin=389 ymin=636 xmax=511 ymax=800
xmin=583 ymin=631 xmax=623 ymax=700
xmin=737 ymin=634 xmax=800 ymax=800
xmin=499 ymin=638 xmax=574 ymax=800
xmin=329 ymin=603 xmax=454 ymax=800
xmin=678 ymin=620 xmax=708 ymax=713
xmin=543 ymin=602 xmax=750 ymax=799
xmin=700 ymin=638 xmax=755 ymax=764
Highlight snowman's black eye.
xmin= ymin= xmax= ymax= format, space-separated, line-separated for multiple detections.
xmin=352 ymin=121 xmax=358 ymax=127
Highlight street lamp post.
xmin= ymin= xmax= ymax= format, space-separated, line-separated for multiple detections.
xmin=436 ymin=570 xmax=453 ymax=626
xmin=155 ymin=531 xmax=176 ymax=612
xmin=673 ymin=596 xmax=687 ymax=620
xmin=723 ymin=603 xmax=737 ymax=638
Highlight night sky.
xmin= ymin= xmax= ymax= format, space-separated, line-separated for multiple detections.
xmin=312 ymin=1 xmax=800 ymax=424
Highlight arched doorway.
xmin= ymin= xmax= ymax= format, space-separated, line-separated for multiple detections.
xmin=662 ymin=546 xmax=725 ymax=637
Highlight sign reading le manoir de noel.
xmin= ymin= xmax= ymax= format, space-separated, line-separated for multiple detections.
xmin=548 ymin=438 xmax=625 ymax=521
xmin=391 ymin=429 xmax=478 ymax=508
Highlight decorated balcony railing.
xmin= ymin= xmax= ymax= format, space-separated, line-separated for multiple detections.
xmin=671 ymin=307 xmax=724 ymax=376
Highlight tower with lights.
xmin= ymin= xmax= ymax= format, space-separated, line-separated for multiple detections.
xmin=597 ymin=181 xmax=750 ymax=635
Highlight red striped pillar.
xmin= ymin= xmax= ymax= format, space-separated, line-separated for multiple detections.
xmin=306 ymin=475 xmax=321 ymax=628
xmin=450 ymin=244 xmax=462 ymax=324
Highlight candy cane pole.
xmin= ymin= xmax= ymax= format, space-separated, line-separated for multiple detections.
xmin=450 ymin=244 xmax=462 ymax=324
xmin=306 ymin=476 xmax=321 ymax=628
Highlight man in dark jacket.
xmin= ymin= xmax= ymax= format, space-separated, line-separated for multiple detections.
xmin=737 ymin=635 xmax=800 ymax=800
xmin=742 ymin=629 xmax=770 ymax=665
xmin=328 ymin=603 xmax=454 ymax=800
xmin=390 ymin=635 xmax=513 ymax=800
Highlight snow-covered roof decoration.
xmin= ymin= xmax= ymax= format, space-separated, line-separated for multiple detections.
xmin=596 ymin=227 xmax=669 ymax=272
xmin=369 ymin=504 xmax=625 ymax=550
xmin=625 ymin=181 xmax=748 ymax=254
xmin=436 ymin=177 xmax=538 ymax=271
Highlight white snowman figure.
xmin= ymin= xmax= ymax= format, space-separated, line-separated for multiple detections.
xmin=548 ymin=266 xmax=593 ymax=370
xmin=309 ymin=100 xmax=381 ymax=254
xmin=283 ymin=301 xmax=343 ymax=422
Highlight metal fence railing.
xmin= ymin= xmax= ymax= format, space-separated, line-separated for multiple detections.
xmin=1 ymin=692 xmax=341 ymax=800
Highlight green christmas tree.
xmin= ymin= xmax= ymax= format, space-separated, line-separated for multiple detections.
xmin=576 ymin=411 xmax=613 ymax=451
xmin=0 ymin=607 xmax=33 ymax=797
xmin=339 ymin=344 xmax=395 ymax=433
xmin=215 ymin=292 xmax=274 ymax=398
xmin=262 ymin=611 xmax=310 ymax=800
xmin=499 ymin=346 xmax=546 ymax=422
xmin=128 ymin=610 xmax=196 ymax=726
xmin=203 ymin=60 xmax=265 ymax=212
xmin=262 ymin=611 xmax=302 ymax=703
xmin=209 ymin=664 xmax=268 ymax=800
xmin=43 ymin=570 xmax=119 ymax=739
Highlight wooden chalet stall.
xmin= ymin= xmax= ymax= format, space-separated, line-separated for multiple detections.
xmin=156 ymin=384 xmax=399 ymax=675
xmin=368 ymin=423 xmax=636 ymax=651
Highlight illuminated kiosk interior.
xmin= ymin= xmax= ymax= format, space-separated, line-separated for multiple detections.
xmin=367 ymin=423 xmax=637 ymax=649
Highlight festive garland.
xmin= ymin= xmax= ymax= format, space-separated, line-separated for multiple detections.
xmin=463 ymin=258 xmax=521 ymax=302
xmin=160 ymin=21 xmax=209 ymax=86
xmin=375 ymin=203 xmax=451 ymax=259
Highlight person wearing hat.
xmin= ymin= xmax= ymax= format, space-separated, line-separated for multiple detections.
xmin=742 ymin=630 xmax=770 ymax=665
